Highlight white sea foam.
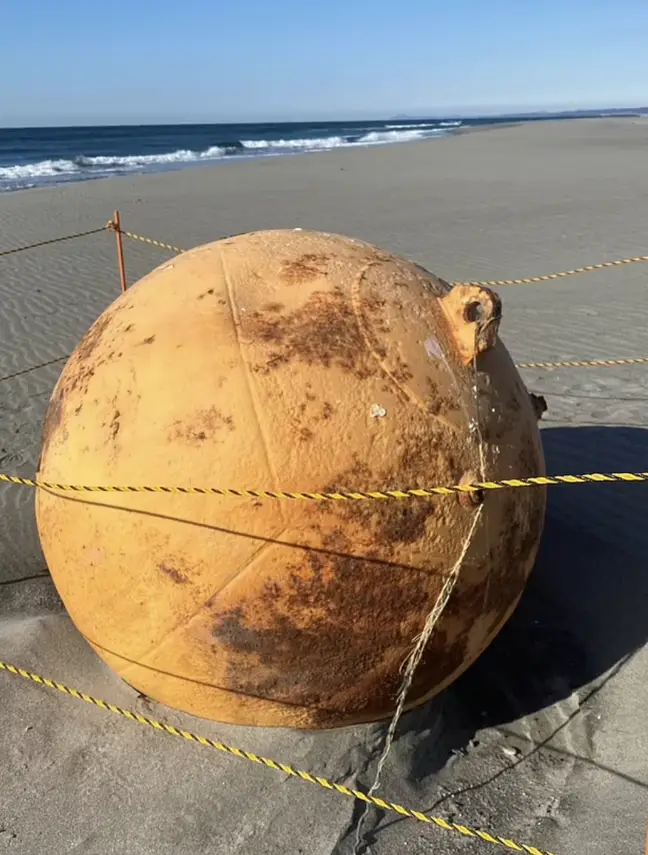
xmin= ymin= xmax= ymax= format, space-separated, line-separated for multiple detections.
xmin=199 ymin=145 xmax=231 ymax=158
xmin=355 ymin=128 xmax=443 ymax=144
xmin=0 ymin=159 xmax=81 ymax=180
xmin=241 ymin=127 xmax=444 ymax=151
xmin=75 ymin=146 xmax=230 ymax=167
xmin=0 ymin=147 xmax=231 ymax=184
xmin=0 ymin=125 xmax=457 ymax=191
xmin=76 ymin=150 xmax=195 ymax=167
xmin=240 ymin=136 xmax=348 ymax=150
xmin=385 ymin=122 xmax=440 ymax=129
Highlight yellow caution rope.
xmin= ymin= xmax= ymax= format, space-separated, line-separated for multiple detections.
xmin=0 ymin=659 xmax=558 ymax=855
xmin=0 ymin=470 xmax=646 ymax=501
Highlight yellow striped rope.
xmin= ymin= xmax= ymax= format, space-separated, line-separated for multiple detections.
xmin=516 ymin=356 xmax=648 ymax=370
xmin=456 ymin=253 xmax=648 ymax=287
xmin=114 ymin=227 xmax=185 ymax=255
xmin=1 ymin=470 xmax=647 ymax=501
xmin=111 ymin=226 xmax=648 ymax=290
xmin=0 ymin=659 xmax=558 ymax=855
xmin=1 ymin=221 xmax=647 ymax=291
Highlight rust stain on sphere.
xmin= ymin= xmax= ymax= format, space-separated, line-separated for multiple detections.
xmin=35 ymin=229 xmax=546 ymax=729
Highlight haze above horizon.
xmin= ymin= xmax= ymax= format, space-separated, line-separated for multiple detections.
xmin=2 ymin=0 xmax=647 ymax=127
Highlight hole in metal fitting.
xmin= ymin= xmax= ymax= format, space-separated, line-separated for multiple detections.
xmin=464 ymin=301 xmax=484 ymax=323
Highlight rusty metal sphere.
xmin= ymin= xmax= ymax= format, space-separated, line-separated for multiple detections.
xmin=35 ymin=229 xmax=546 ymax=729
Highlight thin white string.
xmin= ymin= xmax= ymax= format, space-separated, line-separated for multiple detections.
xmin=353 ymin=315 xmax=491 ymax=854
xmin=352 ymin=504 xmax=484 ymax=854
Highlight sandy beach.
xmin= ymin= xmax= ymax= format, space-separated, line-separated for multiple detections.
xmin=1 ymin=118 xmax=647 ymax=855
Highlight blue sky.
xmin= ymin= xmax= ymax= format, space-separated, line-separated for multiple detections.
xmin=2 ymin=0 xmax=647 ymax=126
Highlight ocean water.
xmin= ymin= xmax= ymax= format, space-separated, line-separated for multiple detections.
xmin=0 ymin=119 xmax=466 ymax=192
xmin=0 ymin=113 xmax=639 ymax=192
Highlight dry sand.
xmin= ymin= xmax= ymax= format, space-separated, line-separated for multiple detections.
xmin=1 ymin=118 xmax=648 ymax=854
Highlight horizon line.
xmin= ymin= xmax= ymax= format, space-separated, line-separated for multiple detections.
xmin=1 ymin=105 xmax=647 ymax=131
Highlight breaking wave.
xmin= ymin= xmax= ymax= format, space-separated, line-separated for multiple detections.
xmin=0 ymin=123 xmax=456 ymax=191
xmin=0 ymin=146 xmax=234 ymax=184
xmin=238 ymin=127 xmax=446 ymax=151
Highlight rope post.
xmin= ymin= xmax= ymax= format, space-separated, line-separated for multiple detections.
xmin=112 ymin=210 xmax=127 ymax=294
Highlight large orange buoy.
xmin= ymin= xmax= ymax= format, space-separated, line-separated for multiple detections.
xmin=35 ymin=229 xmax=546 ymax=729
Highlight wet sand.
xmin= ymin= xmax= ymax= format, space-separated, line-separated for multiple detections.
xmin=1 ymin=118 xmax=648 ymax=855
